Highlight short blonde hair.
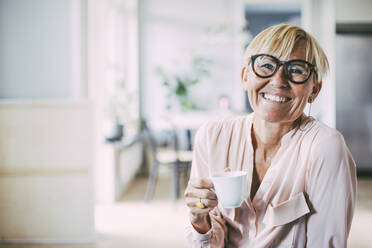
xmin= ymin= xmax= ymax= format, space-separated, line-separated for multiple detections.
xmin=243 ymin=24 xmax=329 ymax=82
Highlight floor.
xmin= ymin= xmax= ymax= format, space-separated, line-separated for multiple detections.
xmin=1 ymin=173 xmax=372 ymax=248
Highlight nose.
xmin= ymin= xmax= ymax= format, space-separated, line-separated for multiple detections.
xmin=270 ymin=65 xmax=289 ymax=88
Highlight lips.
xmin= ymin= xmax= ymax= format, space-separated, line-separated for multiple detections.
xmin=261 ymin=93 xmax=292 ymax=103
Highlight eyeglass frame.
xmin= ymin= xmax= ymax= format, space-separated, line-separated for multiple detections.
xmin=250 ymin=53 xmax=317 ymax=84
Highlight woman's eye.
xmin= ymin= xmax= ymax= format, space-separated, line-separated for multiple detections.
xmin=260 ymin=63 xmax=275 ymax=71
xmin=289 ymin=66 xmax=306 ymax=75
xmin=289 ymin=68 xmax=303 ymax=74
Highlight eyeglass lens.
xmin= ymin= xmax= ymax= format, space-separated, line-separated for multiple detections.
xmin=253 ymin=55 xmax=311 ymax=83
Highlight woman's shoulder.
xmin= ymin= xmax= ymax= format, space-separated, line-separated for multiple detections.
xmin=309 ymin=120 xmax=345 ymax=146
xmin=305 ymin=119 xmax=350 ymax=162
xmin=305 ymin=120 xmax=356 ymax=186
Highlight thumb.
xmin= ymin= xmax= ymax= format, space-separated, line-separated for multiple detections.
xmin=224 ymin=167 xmax=231 ymax=172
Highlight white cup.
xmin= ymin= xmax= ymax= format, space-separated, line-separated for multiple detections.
xmin=211 ymin=171 xmax=248 ymax=208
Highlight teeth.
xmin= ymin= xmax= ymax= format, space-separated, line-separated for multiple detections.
xmin=263 ymin=93 xmax=289 ymax=103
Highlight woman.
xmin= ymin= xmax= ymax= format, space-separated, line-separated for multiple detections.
xmin=184 ymin=24 xmax=356 ymax=247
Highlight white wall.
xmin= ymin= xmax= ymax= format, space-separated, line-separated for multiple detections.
xmin=336 ymin=0 xmax=372 ymax=23
xmin=0 ymin=101 xmax=94 ymax=241
xmin=0 ymin=0 xmax=94 ymax=242
xmin=301 ymin=0 xmax=372 ymax=128
xmin=0 ymin=0 xmax=86 ymax=99
xmin=302 ymin=0 xmax=336 ymax=127
xmin=140 ymin=0 xmax=246 ymax=119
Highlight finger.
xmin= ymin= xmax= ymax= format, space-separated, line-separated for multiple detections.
xmin=190 ymin=207 xmax=212 ymax=215
xmin=189 ymin=177 xmax=214 ymax=189
xmin=184 ymin=187 xmax=217 ymax=200
xmin=224 ymin=167 xmax=231 ymax=172
xmin=185 ymin=197 xmax=218 ymax=209
xmin=203 ymin=198 xmax=218 ymax=208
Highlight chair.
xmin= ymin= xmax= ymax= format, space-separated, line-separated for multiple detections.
xmin=142 ymin=120 xmax=193 ymax=201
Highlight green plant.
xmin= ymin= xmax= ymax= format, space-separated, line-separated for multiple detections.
xmin=106 ymin=80 xmax=136 ymax=125
xmin=156 ymin=56 xmax=212 ymax=111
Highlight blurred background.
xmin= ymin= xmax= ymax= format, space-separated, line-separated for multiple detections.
xmin=0 ymin=0 xmax=372 ymax=247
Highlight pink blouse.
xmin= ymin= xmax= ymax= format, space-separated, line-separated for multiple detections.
xmin=185 ymin=113 xmax=356 ymax=248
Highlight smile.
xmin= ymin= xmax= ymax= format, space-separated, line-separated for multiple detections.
xmin=261 ymin=93 xmax=291 ymax=103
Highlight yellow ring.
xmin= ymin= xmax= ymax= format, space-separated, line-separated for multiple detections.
xmin=197 ymin=198 xmax=205 ymax=209
xmin=197 ymin=203 xmax=205 ymax=209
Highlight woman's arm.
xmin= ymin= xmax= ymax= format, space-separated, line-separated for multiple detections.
xmin=306 ymin=131 xmax=357 ymax=247
xmin=184 ymin=123 xmax=228 ymax=248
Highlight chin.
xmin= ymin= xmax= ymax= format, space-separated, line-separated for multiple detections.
xmin=256 ymin=111 xmax=294 ymax=124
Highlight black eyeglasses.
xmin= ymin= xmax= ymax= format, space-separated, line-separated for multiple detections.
xmin=250 ymin=54 xmax=316 ymax=84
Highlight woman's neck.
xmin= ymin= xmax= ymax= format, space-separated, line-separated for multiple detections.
xmin=251 ymin=115 xmax=297 ymax=151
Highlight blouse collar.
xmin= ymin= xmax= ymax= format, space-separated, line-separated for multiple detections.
xmin=246 ymin=113 xmax=316 ymax=147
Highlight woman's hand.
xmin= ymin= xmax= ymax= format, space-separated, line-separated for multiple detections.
xmin=184 ymin=178 xmax=218 ymax=234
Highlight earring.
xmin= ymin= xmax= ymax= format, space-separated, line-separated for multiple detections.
xmin=308 ymin=97 xmax=312 ymax=117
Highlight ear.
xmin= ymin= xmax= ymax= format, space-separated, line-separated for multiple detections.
xmin=241 ymin=66 xmax=249 ymax=89
xmin=241 ymin=66 xmax=248 ymax=81
xmin=309 ymin=80 xmax=322 ymax=103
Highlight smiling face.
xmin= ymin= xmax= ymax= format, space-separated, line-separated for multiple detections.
xmin=242 ymin=40 xmax=322 ymax=125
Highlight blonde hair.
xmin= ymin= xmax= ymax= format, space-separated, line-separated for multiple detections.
xmin=243 ymin=24 xmax=329 ymax=82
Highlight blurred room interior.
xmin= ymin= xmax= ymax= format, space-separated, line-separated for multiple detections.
xmin=0 ymin=0 xmax=372 ymax=247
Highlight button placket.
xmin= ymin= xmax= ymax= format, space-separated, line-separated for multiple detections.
xmin=200 ymin=240 xmax=210 ymax=248
xmin=246 ymin=201 xmax=257 ymax=238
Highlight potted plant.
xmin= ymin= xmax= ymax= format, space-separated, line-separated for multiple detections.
xmin=156 ymin=56 xmax=212 ymax=111
xmin=105 ymin=80 xmax=136 ymax=142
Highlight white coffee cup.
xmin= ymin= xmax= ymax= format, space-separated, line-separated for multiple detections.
xmin=211 ymin=171 xmax=248 ymax=208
